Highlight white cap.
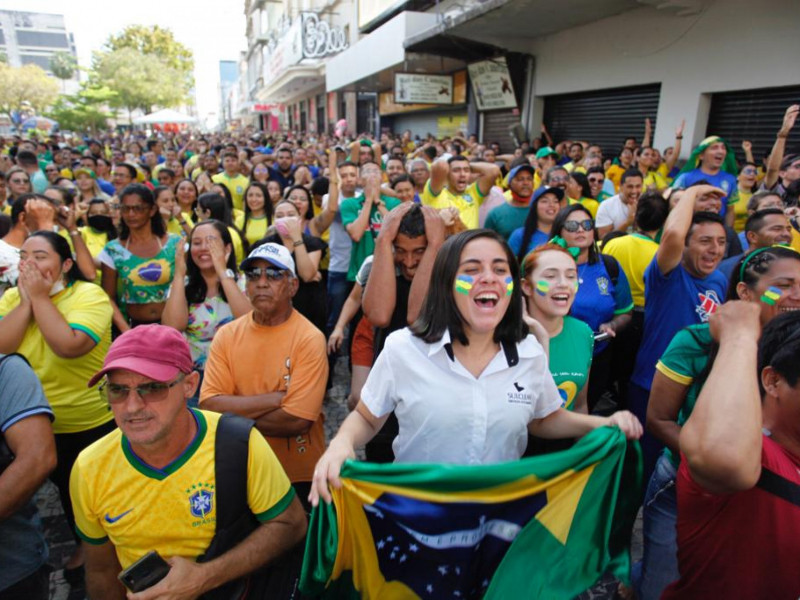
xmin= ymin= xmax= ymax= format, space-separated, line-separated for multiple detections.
xmin=239 ymin=242 xmax=296 ymax=276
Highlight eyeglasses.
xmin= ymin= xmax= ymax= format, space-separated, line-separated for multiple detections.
xmin=120 ymin=205 xmax=149 ymax=214
xmin=45 ymin=168 xmax=59 ymax=173
xmin=742 ymin=168 xmax=758 ymax=175
xmin=549 ymin=176 xmax=568 ymax=184
xmin=244 ymin=267 xmax=288 ymax=282
xmin=563 ymin=219 xmax=594 ymax=233
xmin=100 ymin=374 xmax=185 ymax=404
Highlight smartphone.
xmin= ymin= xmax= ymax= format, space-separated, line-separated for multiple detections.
xmin=118 ymin=550 xmax=171 ymax=592
xmin=594 ymin=331 xmax=611 ymax=343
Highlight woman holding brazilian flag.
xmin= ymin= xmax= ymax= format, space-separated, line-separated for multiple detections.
xmin=305 ymin=229 xmax=643 ymax=598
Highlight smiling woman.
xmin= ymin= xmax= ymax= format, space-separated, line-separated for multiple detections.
xmin=309 ymin=229 xmax=643 ymax=508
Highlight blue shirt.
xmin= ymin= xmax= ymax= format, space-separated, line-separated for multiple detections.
xmin=572 ymin=258 xmax=634 ymax=355
xmin=718 ymin=253 xmax=741 ymax=282
xmin=631 ymin=257 xmax=728 ymax=391
xmin=672 ymin=168 xmax=738 ymax=218
xmin=0 ymin=354 xmax=54 ymax=590
xmin=98 ymin=178 xmax=115 ymax=196
xmin=508 ymin=228 xmax=549 ymax=257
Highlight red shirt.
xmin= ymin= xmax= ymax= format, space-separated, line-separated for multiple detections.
xmin=663 ymin=435 xmax=800 ymax=599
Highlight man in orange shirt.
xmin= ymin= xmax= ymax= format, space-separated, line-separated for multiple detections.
xmin=201 ymin=243 xmax=328 ymax=510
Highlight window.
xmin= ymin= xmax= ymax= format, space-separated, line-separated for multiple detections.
xmin=21 ymin=54 xmax=53 ymax=71
xmin=16 ymin=31 xmax=69 ymax=48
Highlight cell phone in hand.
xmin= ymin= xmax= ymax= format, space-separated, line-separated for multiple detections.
xmin=118 ymin=550 xmax=171 ymax=592
xmin=594 ymin=331 xmax=611 ymax=343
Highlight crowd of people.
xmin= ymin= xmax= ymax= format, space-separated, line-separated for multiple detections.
xmin=1 ymin=102 xmax=799 ymax=600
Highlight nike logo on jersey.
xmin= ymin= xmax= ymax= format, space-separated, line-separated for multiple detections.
xmin=104 ymin=509 xmax=133 ymax=523
xmin=513 ymin=382 xmax=524 ymax=392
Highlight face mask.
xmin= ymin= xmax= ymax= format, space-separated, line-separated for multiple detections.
xmin=88 ymin=214 xmax=114 ymax=232
xmin=49 ymin=278 xmax=65 ymax=296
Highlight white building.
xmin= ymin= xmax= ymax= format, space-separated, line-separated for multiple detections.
xmin=325 ymin=0 xmax=800 ymax=157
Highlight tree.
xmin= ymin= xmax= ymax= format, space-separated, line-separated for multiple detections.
xmin=105 ymin=25 xmax=194 ymax=93
xmin=50 ymin=51 xmax=77 ymax=92
xmin=92 ymin=48 xmax=184 ymax=118
xmin=47 ymin=84 xmax=117 ymax=132
xmin=0 ymin=63 xmax=59 ymax=121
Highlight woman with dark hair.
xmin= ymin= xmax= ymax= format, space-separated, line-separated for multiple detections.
xmin=606 ymin=147 xmax=634 ymax=192
xmin=162 ymin=219 xmax=250 ymax=403
xmin=174 ymin=178 xmax=199 ymax=224
xmin=636 ymin=245 xmax=800 ymax=600
xmin=241 ymin=182 xmax=273 ymax=245
xmin=154 ymin=185 xmax=192 ymax=237
xmin=267 ymin=180 xmax=283 ymax=208
xmin=0 ymin=230 xmax=114 ymax=583
xmin=195 ymin=192 xmax=246 ymax=263
xmin=566 ymin=171 xmax=599 ymax=218
xmin=251 ymin=162 xmax=270 ymax=184
xmin=509 ymin=186 xmax=565 ymax=263
xmin=390 ymin=173 xmax=417 ymax=204
xmin=5 ymin=166 xmax=32 ymax=204
xmin=210 ymin=181 xmax=244 ymax=227
xmin=286 ymin=185 xmax=316 ymax=228
xmin=79 ymin=199 xmax=117 ymax=283
xmin=258 ymin=199 xmax=327 ymax=332
xmin=550 ymin=204 xmax=633 ymax=409
xmin=310 ymin=229 xmax=642 ymax=505
xmin=99 ymin=183 xmax=181 ymax=331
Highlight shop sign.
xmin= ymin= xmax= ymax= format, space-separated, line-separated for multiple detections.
xmin=468 ymin=58 xmax=517 ymax=111
xmin=394 ymin=73 xmax=453 ymax=105
xmin=302 ymin=13 xmax=348 ymax=59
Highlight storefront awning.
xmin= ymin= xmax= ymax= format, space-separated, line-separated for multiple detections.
xmin=405 ymin=0 xmax=641 ymax=55
xmin=258 ymin=63 xmax=325 ymax=104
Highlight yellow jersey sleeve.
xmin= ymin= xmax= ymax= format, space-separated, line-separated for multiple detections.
xmin=420 ymin=179 xmax=440 ymax=206
xmin=67 ymin=283 xmax=113 ymax=344
xmin=0 ymin=287 xmax=20 ymax=317
xmin=246 ymin=428 xmax=295 ymax=522
xmin=70 ymin=455 xmax=109 ymax=544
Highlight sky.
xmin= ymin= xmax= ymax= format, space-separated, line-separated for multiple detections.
xmin=4 ymin=0 xmax=247 ymax=125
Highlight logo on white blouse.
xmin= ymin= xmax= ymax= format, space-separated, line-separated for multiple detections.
xmin=507 ymin=382 xmax=532 ymax=404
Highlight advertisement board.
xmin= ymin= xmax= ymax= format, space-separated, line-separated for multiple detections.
xmin=468 ymin=57 xmax=517 ymax=111
xmin=394 ymin=73 xmax=454 ymax=105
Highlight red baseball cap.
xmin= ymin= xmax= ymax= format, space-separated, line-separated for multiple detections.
xmin=88 ymin=324 xmax=193 ymax=387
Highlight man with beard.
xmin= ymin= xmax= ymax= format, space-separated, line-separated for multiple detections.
xmin=484 ymin=164 xmax=535 ymax=240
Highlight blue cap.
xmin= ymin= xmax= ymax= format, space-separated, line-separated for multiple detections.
xmin=507 ymin=164 xmax=535 ymax=186
xmin=532 ymin=186 xmax=564 ymax=203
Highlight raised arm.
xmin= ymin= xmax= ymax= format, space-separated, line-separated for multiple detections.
xmin=679 ymin=301 xmax=763 ymax=494
xmin=310 ymin=151 xmax=340 ymax=236
xmin=161 ymin=242 xmax=190 ymax=331
xmin=763 ymin=105 xmax=799 ymax=190
xmin=471 ymin=161 xmax=502 ymax=197
xmin=427 ymin=158 xmax=449 ymax=197
xmin=406 ymin=206 xmax=445 ymax=324
xmin=344 ymin=176 xmax=377 ymax=243
xmin=664 ymin=120 xmax=685 ymax=173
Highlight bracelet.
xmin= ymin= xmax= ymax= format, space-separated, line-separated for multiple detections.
xmin=69 ymin=230 xmax=80 ymax=236
xmin=675 ymin=136 xmax=683 ymax=139
xmin=293 ymin=239 xmax=305 ymax=247
xmin=777 ymin=134 xmax=789 ymax=139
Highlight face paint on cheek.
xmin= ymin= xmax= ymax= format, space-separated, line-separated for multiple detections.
xmin=761 ymin=286 xmax=782 ymax=306
xmin=455 ymin=274 xmax=474 ymax=295
xmin=535 ymin=280 xmax=550 ymax=296
xmin=505 ymin=276 xmax=514 ymax=297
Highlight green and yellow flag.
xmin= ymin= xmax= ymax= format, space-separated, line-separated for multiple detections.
xmin=300 ymin=427 xmax=641 ymax=599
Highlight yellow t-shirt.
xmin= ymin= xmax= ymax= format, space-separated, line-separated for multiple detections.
xmin=421 ymin=180 xmax=486 ymax=229
xmin=80 ymin=227 xmax=110 ymax=284
xmin=69 ymin=409 xmax=294 ymax=569
xmin=212 ymin=173 xmax=250 ymax=212
xmin=243 ymin=215 xmax=269 ymax=246
xmin=166 ymin=218 xmax=185 ymax=237
xmin=643 ymin=170 xmax=669 ymax=191
xmin=568 ymin=197 xmax=599 ymax=219
xmin=606 ymin=164 xmax=626 ymax=193
xmin=312 ymin=201 xmax=331 ymax=271
xmin=0 ymin=281 xmax=114 ymax=433
xmin=791 ymin=228 xmax=800 ymax=254
xmin=228 ymin=226 xmax=245 ymax=264
xmin=732 ymin=188 xmax=753 ymax=233
xmin=602 ymin=233 xmax=659 ymax=308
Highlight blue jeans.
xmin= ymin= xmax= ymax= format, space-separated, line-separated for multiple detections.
xmin=633 ymin=454 xmax=679 ymax=600
xmin=326 ymin=270 xmax=351 ymax=334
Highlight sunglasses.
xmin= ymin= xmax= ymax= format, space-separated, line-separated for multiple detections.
xmin=244 ymin=267 xmax=288 ymax=282
xmin=100 ymin=374 xmax=184 ymax=404
xmin=563 ymin=219 xmax=594 ymax=233
xmin=9 ymin=178 xmax=29 ymax=184
xmin=120 ymin=205 xmax=149 ymax=214
xmin=742 ymin=168 xmax=758 ymax=175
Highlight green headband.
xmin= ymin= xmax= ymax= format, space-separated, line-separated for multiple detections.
xmin=548 ymin=236 xmax=581 ymax=258
xmin=738 ymin=244 xmax=799 ymax=281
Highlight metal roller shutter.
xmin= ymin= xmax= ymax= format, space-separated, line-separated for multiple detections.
xmin=543 ymin=84 xmax=661 ymax=155
xmin=482 ymin=110 xmax=521 ymax=153
xmin=393 ymin=109 xmax=468 ymax=140
xmin=707 ymin=85 xmax=800 ymax=164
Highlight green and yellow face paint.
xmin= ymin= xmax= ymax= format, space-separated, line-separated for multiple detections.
xmin=505 ymin=276 xmax=514 ymax=296
xmin=761 ymin=286 xmax=783 ymax=306
xmin=455 ymin=274 xmax=474 ymax=295
xmin=535 ymin=280 xmax=550 ymax=296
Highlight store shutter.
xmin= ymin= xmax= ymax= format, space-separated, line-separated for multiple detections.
xmin=707 ymin=85 xmax=800 ymax=164
xmin=482 ymin=110 xmax=521 ymax=153
xmin=393 ymin=110 xmax=468 ymax=140
xmin=543 ymin=84 xmax=661 ymax=155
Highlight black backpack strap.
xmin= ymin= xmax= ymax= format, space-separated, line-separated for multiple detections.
xmin=601 ymin=253 xmax=620 ymax=286
xmin=214 ymin=413 xmax=256 ymax=530
xmin=756 ymin=466 xmax=800 ymax=509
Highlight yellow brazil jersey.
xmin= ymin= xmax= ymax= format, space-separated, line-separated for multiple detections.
xmin=70 ymin=409 xmax=295 ymax=569
xmin=212 ymin=173 xmax=250 ymax=212
xmin=243 ymin=215 xmax=269 ymax=246
xmin=642 ymin=170 xmax=668 ymax=191
xmin=311 ymin=201 xmax=331 ymax=271
xmin=228 ymin=226 xmax=245 ymax=264
xmin=732 ymin=188 xmax=753 ymax=233
xmin=568 ymin=197 xmax=599 ymax=219
xmin=791 ymin=227 xmax=800 ymax=254
xmin=421 ymin=180 xmax=486 ymax=230
xmin=0 ymin=281 xmax=114 ymax=433
xmin=80 ymin=227 xmax=110 ymax=284
xmin=166 ymin=218 xmax=185 ymax=237
xmin=602 ymin=233 xmax=658 ymax=308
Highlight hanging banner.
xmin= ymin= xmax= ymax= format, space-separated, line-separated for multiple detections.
xmin=469 ymin=58 xmax=518 ymax=111
xmin=394 ymin=73 xmax=454 ymax=105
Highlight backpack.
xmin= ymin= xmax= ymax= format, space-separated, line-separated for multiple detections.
xmin=0 ymin=354 xmax=31 ymax=473
xmin=600 ymin=253 xmax=620 ymax=287
xmin=198 ymin=413 xmax=304 ymax=600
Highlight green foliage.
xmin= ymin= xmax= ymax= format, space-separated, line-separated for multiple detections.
xmin=50 ymin=51 xmax=77 ymax=81
xmin=91 ymin=47 xmax=185 ymax=115
xmin=46 ymin=83 xmax=117 ymax=132
xmin=105 ymin=25 xmax=194 ymax=91
xmin=0 ymin=63 xmax=59 ymax=116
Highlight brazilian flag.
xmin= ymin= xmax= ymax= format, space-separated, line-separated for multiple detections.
xmin=300 ymin=427 xmax=641 ymax=599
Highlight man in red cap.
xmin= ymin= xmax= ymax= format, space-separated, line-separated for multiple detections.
xmin=69 ymin=324 xmax=306 ymax=600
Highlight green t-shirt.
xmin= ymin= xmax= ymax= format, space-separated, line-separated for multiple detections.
xmin=484 ymin=202 xmax=529 ymax=241
xmin=340 ymin=194 xmax=402 ymax=281
xmin=654 ymin=323 xmax=712 ymax=467
xmin=548 ymin=316 xmax=594 ymax=411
